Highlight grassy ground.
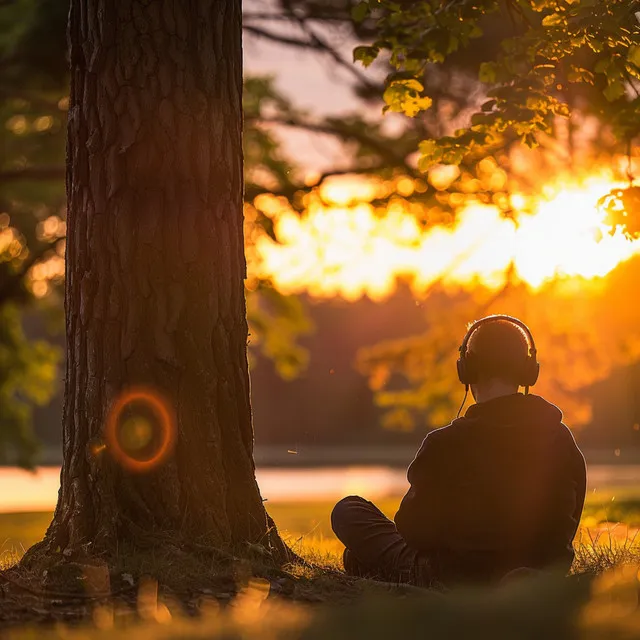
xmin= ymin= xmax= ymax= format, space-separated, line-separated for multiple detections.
xmin=1 ymin=494 xmax=639 ymax=638
xmin=1 ymin=491 xmax=639 ymax=569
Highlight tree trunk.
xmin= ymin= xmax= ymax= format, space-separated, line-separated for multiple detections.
xmin=25 ymin=0 xmax=285 ymax=564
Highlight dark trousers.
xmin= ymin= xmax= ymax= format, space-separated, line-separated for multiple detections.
xmin=331 ymin=495 xmax=428 ymax=585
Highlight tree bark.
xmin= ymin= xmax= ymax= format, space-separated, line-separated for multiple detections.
xmin=25 ymin=0 xmax=285 ymax=564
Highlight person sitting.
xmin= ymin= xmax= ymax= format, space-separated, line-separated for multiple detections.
xmin=331 ymin=315 xmax=587 ymax=587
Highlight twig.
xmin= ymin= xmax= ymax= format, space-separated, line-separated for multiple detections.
xmin=243 ymin=24 xmax=322 ymax=51
xmin=253 ymin=116 xmax=419 ymax=178
xmin=283 ymin=3 xmax=379 ymax=91
xmin=0 ymin=166 xmax=65 ymax=184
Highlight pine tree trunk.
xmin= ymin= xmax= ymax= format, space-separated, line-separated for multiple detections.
xmin=25 ymin=0 xmax=285 ymax=564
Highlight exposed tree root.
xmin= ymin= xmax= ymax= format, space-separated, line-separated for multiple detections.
xmin=0 ymin=524 xmax=314 ymax=627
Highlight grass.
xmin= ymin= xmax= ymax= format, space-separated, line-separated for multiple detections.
xmin=1 ymin=556 xmax=638 ymax=639
xmin=1 ymin=491 xmax=639 ymax=571
xmin=1 ymin=493 xmax=640 ymax=638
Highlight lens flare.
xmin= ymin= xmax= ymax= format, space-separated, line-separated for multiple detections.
xmin=105 ymin=388 xmax=176 ymax=472
xmin=119 ymin=416 xmax=154 ymax=452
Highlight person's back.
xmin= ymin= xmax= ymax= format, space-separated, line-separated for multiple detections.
xmin=395 ymin=393 xmax=586 ymax=584
xmin=331 ymin=315 xmax=587 ymax=587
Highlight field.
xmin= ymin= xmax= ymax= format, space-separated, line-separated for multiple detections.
xmin=1 ymin=493 xmax=639 ymax=638
xmin=2 ymin=490 xmax=639 ymax=568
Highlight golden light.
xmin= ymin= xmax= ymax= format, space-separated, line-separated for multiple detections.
xmin=34 ymin=115 xmax=53 ymax=132
xmin=251 ymin=172 xmax=639 ymax=300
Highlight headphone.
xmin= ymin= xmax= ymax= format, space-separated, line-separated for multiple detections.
xmin=456 ymin=315 xmax=540 ymax=392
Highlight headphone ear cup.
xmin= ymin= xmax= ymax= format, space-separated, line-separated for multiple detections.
xmin=521 ymin=357 xmax=539 ymax=387
xmin=460 ymin=353 xmax=478 ymax=385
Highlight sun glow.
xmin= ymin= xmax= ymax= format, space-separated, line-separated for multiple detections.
xmin=250 ymin=173 xmax=639 ymax=300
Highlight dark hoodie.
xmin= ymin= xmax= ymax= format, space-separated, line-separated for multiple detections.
xmin=395 ymin=393 xmax=586 ymax=584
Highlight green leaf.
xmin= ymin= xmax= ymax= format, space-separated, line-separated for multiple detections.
xmin=470 ymin=113 xmax=490 ymax=126
xmin=353 ymin=45 xmax=379 ymax=67
xmin=479 ymin=62 xmax=496 ymax=84
xmin=603 ymin=80 xmax=626 ymax=102
xmin=628 ymin=46 xmax=640 ymax=69
xmin=383 ymin=79 xmax=433 ymax=117
xmin=351 ymin=1 xmax=369 ymax=24
xmin=419 ymin=139 xmax=438 ymax=156
xmin=417 ymin=139 xmax=440 ymax=171
xmin=526 ymin=95 xmax=547 ymax=111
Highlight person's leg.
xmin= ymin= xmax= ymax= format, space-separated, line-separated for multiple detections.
xmin=331 ymin=495 xmax=418 ymax=583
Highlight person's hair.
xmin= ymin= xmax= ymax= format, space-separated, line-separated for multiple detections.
xmin=465 ymin=318 xmax=530 ymax=385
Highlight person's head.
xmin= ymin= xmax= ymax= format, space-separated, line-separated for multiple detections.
xmin=458 ymin=316 xmax=537 ymax=403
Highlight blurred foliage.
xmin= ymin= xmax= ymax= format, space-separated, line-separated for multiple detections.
xmin=0 ymin=305 xmax=58 ymax=469
xmin=0 ymin=0 xmax=67 ymax=467
xmin=243 ymin=76 xmax=302 ymax=207
xmin=0 ymin=1 xmax=320 ymax=465
xmin=246 ymin=283 xmax=312 ymax=380
xmin=599 ymin=185 xmax=640 ymax=239
xmin=349 ymin=0 xmax=640 ymax=238
xmin=359 ymin=258 xmax=640 ymax=429
xmin=246 ymin=0 xmax=633 ymax=225
xmin=354 ymin=0 xmax=640 ymax=164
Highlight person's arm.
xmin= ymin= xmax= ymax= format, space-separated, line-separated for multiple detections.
xmin=394 ymin=431 xmax=445 ymax=550
xmin=568 ymin=428 xmax=587 ymax=529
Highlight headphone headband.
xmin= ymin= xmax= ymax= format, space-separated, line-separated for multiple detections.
xmin=457 ymin=314 xmax=539 ymax=390
xmin=459 ymin=314 xmax=537 ymax=359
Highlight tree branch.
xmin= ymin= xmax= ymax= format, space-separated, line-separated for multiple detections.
xmin=0 ymin=166 xmax=65 ymax=184
xmin=244 ymin=12 xmax=298 ymax=21
xmin=243 ymin=24 xmax=322 ymax=51
xmin=245 ymin=165 xmax=388 ymax=202
xmin=243 ymin=21 xmax=378 ymax=92
xmin=0 ymin=88 xmax=63 ymax=112
xmin=282 ymin=4 xmax=380 ymax=92
xmin=253 ymin=115 xmax=421 ymax=178
xmin=244 ymin=12 xmax=348 ymax=22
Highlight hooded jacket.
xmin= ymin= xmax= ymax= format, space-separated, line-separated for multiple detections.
xmin=394 ymin=393 xmax=586 ymax=584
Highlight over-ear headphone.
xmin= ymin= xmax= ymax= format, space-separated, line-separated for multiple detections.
xmin=456 ymin=315 xmax=540 ymax=392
